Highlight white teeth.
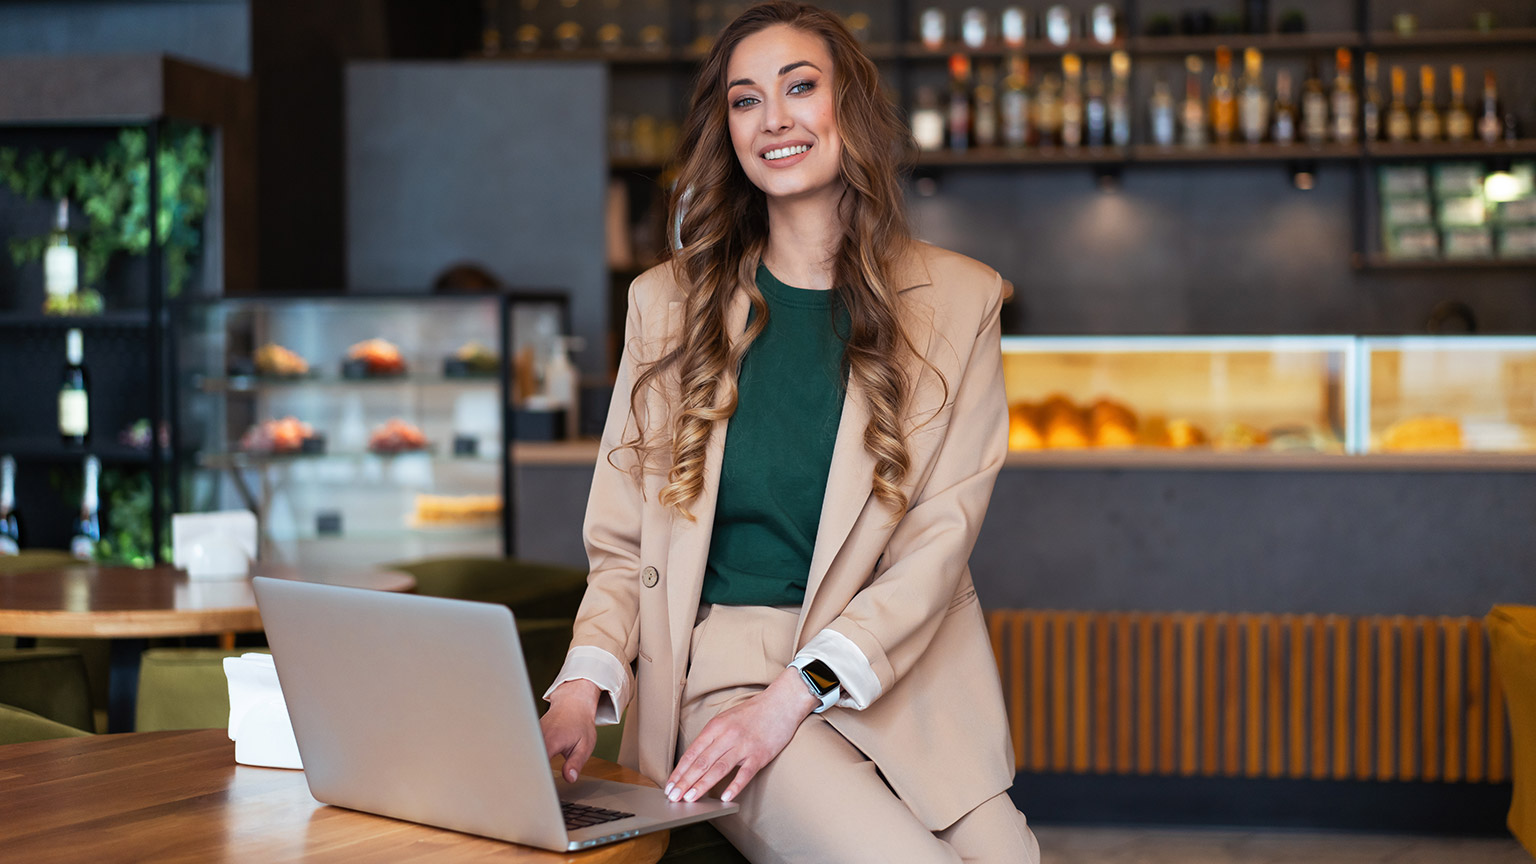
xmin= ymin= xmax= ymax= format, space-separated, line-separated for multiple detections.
xmin=764 ymin=145 xmax=810 ymax=161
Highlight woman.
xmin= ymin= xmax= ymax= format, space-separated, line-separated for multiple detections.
xmin=541 ymin=3 xmax=1038 ymax=861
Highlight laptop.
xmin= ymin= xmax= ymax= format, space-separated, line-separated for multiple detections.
xmin=251 ymin=576 xmax=737 ymax=852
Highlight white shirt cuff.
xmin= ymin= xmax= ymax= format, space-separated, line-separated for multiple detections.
xmin=793 ymin=628 xmax=883 ymax=710
xmin=543 ymin=645 xmax=631 ymax=725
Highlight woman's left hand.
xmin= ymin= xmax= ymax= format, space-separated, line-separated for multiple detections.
xmin=665 ymin=666 xmax=820 ymax=804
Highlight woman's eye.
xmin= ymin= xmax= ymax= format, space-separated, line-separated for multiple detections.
xmin=789 ymin=80 xmax=815 ymax=95
xmin=731 ymin=95 xmax=759 ymax=109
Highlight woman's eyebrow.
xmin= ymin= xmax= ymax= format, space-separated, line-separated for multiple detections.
xmin=728 ymin=60 xmax=823 ymax=89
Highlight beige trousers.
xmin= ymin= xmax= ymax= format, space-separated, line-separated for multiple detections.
xmin=678 ymin=605 xmax=1041 ymax=864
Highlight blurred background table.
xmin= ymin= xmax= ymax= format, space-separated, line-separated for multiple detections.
xmin=0 ymin=729 xmax=668 ymax=863
xmin=0 ymin=562 xmax=414 ymax=731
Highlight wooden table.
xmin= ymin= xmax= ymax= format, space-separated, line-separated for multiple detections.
xmin=0 ymin=563 xmax=416 ymax=731
xmin=0 ymin=729 xmax=669 ymax=863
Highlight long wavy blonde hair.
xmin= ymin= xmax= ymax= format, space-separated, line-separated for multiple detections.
xmin=623 ymin=1 xmax=927 ymax=519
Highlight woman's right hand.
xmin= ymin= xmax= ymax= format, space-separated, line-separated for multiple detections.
xmin=541 ymin=678 xmax=602 ymax=782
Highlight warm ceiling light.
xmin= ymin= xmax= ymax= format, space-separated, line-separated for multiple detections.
xmin=1485 ymin=170 xmax=1521 ymax=203
xmin=1290 ymin=160 xmax=1317 ymax=191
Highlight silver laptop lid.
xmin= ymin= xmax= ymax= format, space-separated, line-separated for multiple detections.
xmin=252 ymin=576 xmax=568 ymax=851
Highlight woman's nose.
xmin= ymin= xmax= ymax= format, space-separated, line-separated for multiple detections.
xmin=763 ymin=97 xmax=792 ymax=132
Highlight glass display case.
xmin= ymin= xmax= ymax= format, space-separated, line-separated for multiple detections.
xmin=1359 ymin=337 xmax=1536 ymax=454
xmin=176 ymin=293 xmax=569 ymax=570
xmin=999 ymin=336 xmax=1357 ymax=457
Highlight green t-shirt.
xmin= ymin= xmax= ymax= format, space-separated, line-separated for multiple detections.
xmin=699 ymin=264 xmax=849 ymax=606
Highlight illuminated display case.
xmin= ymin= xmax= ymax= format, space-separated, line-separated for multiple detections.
xmin=1360 ymin=337 xmax=1536 ymax=454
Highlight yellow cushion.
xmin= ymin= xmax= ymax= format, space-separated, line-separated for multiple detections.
xmin=1488 ymin=604 xmax=1536 ymax=858
xmin=136 ymin=648 xmax=245 ymax=732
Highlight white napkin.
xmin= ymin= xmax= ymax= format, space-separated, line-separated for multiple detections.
xmin=224 ymin=652 xmax=303 ymax=769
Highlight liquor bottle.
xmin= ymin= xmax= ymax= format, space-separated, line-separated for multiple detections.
xmin=59 ymin=328 xmax=90 ymax=447
xmin=1209 ymin=46 xmax=1237 ymax=144
xmin=1301 ymin=56 xmax=1329 ymax=146
xmin=1272 ymin=69 xmax=1296 ymax=144
xmin=1000 ymin=55 xmax=1032 ymax=148
xmin=0 ymin=456 xmax=19 ymax=556
xmin=1035 ymin=73 xmax=1063 ymax=147
xmin=1149 ymin=75 xmax=1177 ymax=147
xmin=947 ymin=53 xmax=973 ymax=151
xmin=1238 ymin=48 xmax=1268 ymax=144
xmin=1444 ymin=65 xmax=1473 ymax=143
xmin=1181 ymin=55 xmax=1208 ymax=147
xmin=1362 ymin=52 xmax=1383 ymax=142
xmin=974 ymin=63 xmax=999 ymax=148
xmin=1386 ymin=65 xmax=1413 ymax=143
xmin=1416 ymin=65 xmax=1441 ymax=141
xmin=1478 ymin=69 xmax=1503 ymax=145
xmin=43 ymin=199 xmax=79 ymax=313
xmin=1109 ymin=51 xmax=1132 ymax=147
xmin=1060 ymin=53 xmax=1084 ymax=148
xmin=1085 ymin=63 xmax=1108 ymax=147
xmin=70 ymin=456 xmax=100 ymax=561
xmin=911 ymin=86 xmax=946 ymax=151
xmin=1331 ymin=48 xmax=1357 ymax=143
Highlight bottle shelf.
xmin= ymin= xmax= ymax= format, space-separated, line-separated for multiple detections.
xmin=1129 ymin=141 xmax=1361 ymax=162
xmin=901 ymin=39 xmax=1127 ymax=59
xmin=0 ymin=438 xmax=156 ymax=464
xmin=1366 ymin=28 xmax=1536 ymax=51
xmin=1364 ymin=139 xmax=1536 ymax=159
xmin=198 ymin=449 xmax=502 ymax=469
xmin=1131 ymin=32 xmax=1363 ymax=55
xmin=0 ymin=312 xmax=151 ymax=330
xmin=916 ymin=146 xmax=1130 ymax=167
xmin=1356 ymin=254 xmax=1536 ymax=272
xmin=195 ymin=373 xmax=500 ymax=393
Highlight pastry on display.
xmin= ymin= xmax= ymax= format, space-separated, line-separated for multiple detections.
xmin=367 ymin=418 xmax=428 ymax=453
xmin=343 ymin=338 xmax=408 ymax=377
xmin=1008 ymin=402 xmax=1045 ymax=450
xmin=1041 ymin=394 xmax=1090 ymax=449
xmin=445 ymin=340 xmax=499 ymax=377
xmin=252 ymin=343 xmax=310 ymax=377
xmin=1380 ymin=415 xmax=1464 ymax=452
xmin=1166 ymin=418 xmax=1208 ymax=449
xmin=239 ymin=416 xmax=323 ymax=454
xmin=412 ymin=493 xmax=502 ymax=525
xmin=1088 ymin=398 xmax=1138 ymax=448
xmin=1215 ymin=422 xmax=1268 ymax=451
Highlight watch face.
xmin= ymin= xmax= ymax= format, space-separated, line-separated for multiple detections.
xmin=803 ymin=659 xmax=838 ymax=693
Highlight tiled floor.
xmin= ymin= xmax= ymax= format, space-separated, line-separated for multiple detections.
xmin=1032 ymin=826 xmax=1532 ymax=863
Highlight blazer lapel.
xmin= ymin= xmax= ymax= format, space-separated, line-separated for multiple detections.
xmin=797 ymin=246 xmax=935 ymax=644
xmin=665 ymin=287 xmax=753 ymax=666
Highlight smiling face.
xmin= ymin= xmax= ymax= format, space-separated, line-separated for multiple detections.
xmin=725 ymin=24 xmax=843 ymax=205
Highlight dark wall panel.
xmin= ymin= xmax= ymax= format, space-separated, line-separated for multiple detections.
xmin=0 ymin=0 xmax=250 ymax=75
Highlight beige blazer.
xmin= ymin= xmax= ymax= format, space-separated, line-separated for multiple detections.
xmin=568 ymin=241 xmax=1015 ymax=831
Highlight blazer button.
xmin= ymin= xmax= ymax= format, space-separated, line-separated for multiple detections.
xmin=642 ymin=566 xmax=659 ymax=588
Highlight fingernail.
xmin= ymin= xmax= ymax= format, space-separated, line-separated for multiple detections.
xmin=665 ymin=783 xmax=674 ymax=796
xmin=722 ymin=791 xmax=734 ymax=803
xmin=685 ymin=789 xmax=700 ymax=802
xmin=669 ymin=790 xmax=680 ymax=802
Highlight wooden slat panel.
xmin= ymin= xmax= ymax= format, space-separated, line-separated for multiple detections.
xmin=1311 ymin=618 xmax=1330 ymax=779
xmin=1355 ymin=619 xmax=1374 ymax=780
xmin=1267 ymin=617 xmax=1285 ymax=777
xmin=1466 ymin=619 xmax=1485 ymax=783
xmin=1443 ymin=618 xmax=1464 ymax=783
xmin=1008 ymin=614 xmax=1026 ymax=771
xmin=1073 ymin=614 xmax=1091 ymax=773
xmin=1030 ymin=613 xmax=1048 ymax=771
xmin=1399 ymin=617 xmax=1418 ymax=781
xmin=1115 ymin=616 xmax=1134 ymax=773
xmin=1201 ymin=614 xmax=1221 ymax=776
xmin=1245 ymin=616 xmax=1264 ymax=777
xmin=1224 ymin=616 xmax=1242 ymax=775
xmin=1158 ymin=617 xmax=1177 ymax=773
xmin=1421 ymin=619 xmax=1441 ymax=782
xmin=1137 ymin=615 xmax=1155 ymax=775
xmin=1333 ymin=617 xmax=1352 ymax=780
xmin=1377 ymin=620 xmax=1397 ymax=781
xmin=1289 ymin=616 xmax=1308 ymax=778
xmin=1180 ymin=616 xmax=1199 ymax=775
xmin=1489 ymin=648 xmax=1507 ymax=784
xmin=1051 ymin=613 xmax=1071 ymax=772
xmin=1093 ymin=614 xmax=1112 ymax=773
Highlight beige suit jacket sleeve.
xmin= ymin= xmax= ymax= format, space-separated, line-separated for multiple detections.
xmin=824 ymin=272 xmax=1008 ymax=700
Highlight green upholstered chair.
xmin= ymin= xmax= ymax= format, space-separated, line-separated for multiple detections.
xmin=134 ymin=648 xmax=246 ymax=732
xmin=0 ymin=702 xmax=93 ymax=744
xmin=0 ymin=549 xmax=78 ymax=574
xmin=1488 ymin=605 xmax=1536 ymax=859
xmin=389 ymin=556 xmax=590 ymax=620
xmin=0 ymin=647 xmax=94 ymax=739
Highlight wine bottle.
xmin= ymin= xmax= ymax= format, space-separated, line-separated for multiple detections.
xmin=59 ymin=328 xmax=90 ymax=447
xmin=1416 ymin=65 xmax=1441 ymax=141
xmin=1085 ymin=63 xmax=1108 ymax=148
xmin=1331 ymin=48 xmax=1357 ymax=143
xmin=1445 ymin=65 xmax=1473 ymax=142
xmin=1301 ymin=55 xmax=1329 ymax=146
xmin=1271 ymin=69 xmax=1296 ymax=144
xmin=1238 ymin=48 xmax=1269 ymax=144
xmin=1109 ymin=51 xmax=1132 ymax=147
xmin=43 ymin=199 xmax=79 ymax=314
xmin=1061 ymin=53 xmax=1085 ymax=149
xmin=1362 ymin=53 xmax=1382 ymax=142
xmin=1209 ymin=46 xmax=1237 ymax=144
xmin=1477 ymin=69 xmax=1502 ymax=145
xmin=1000 ymin=55 xmax=1032 ymax=148
xmin=1386 ymin=66 xmax=1413 ymax=143
xmin=1181 ymin=55 xmax=1207 ymax=148
xmin=0 ymin=455 xmax=19 ymax=556
xmin=974 ymin=63 xmax=1000 ymax=148
xmin=947 ymin=53 xmax=973 ymax=151
xmin=70 ymin=455 xmax=100 ymax=561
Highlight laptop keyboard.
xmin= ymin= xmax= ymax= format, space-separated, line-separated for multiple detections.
xmin=562 ymin=801 xmax=635 ymax=831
